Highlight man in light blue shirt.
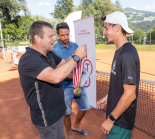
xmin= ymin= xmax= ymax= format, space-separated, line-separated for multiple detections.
xmin=53 ymin=22 xmax=90 ymax=139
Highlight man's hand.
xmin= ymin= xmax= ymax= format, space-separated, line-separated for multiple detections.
xmin=97 ymin=94 xmax=108 ymax=109
xmin=100 ymin=118 xmax=114 ymax=134
xmin=74 ymin=44 xmax=87 ymax=60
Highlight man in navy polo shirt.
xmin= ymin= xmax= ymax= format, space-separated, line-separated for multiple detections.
xmin=18 ymin=21 xmax=87 ymax=139
xmin=53 ymin=22 xmax=90 ymax=139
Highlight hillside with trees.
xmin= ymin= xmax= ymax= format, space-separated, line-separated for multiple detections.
xmin=0 ymin=0 xmax=155 ymax=46
xmin=124 ymin=7 xmax=155 ymax=32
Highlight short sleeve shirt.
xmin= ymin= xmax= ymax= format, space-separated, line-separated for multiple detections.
xmin=18 ymin=47 xmax=66 ymax=126
xmin=52 ymin=39 xmax=78 ymax=88
xmin=106 ymin=42 xmax=140 ymax=130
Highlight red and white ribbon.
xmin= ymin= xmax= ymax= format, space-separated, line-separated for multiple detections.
xmin=73 ymin=59 xmax=83 ymax=88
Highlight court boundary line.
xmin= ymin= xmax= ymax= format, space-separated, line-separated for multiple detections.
xmin=0 ymin=96 xmax=24 ymax=103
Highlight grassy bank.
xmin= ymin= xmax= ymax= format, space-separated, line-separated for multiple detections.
xmin=96 ymin=44 xmax=155 ymax=51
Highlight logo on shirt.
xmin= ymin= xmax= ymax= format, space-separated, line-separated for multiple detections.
xmin=111 ymin=60 xmax=116 ymax=75
xmin=128 ymin=76 xmax=133 ymax=80
xmin=112 ymin=60 xmax=116 ymax=70
xmin=51 ymin=59 xmax=55 ymax=65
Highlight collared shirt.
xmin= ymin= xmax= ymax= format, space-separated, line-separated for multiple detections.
xmin=53 ymin=39 xmax=78 ymax=88
xmin=18 ymin=47 xmax=66 ymax=126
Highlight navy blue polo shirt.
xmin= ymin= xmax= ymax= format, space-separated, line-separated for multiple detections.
xmin=52 ymin=39 xmax=78 ymax=88
xmin=18 ymin=47 xmax=66 ymax=126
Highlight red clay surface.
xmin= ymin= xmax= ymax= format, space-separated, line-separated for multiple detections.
xmin=0 ymin=50 xmax=154 ymax=139
xmin=96 ymin=49 xmax=155 ymax=81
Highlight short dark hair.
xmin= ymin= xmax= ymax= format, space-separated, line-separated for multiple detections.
xmin=56 ymin=22 xmax=69 ymax=34
xmin=101 ymin=15 xmax=106 ymax=22
xmin=121 ymin=27 xmax=127 ymax=35
xmin=101 ymin=16 xmax=127 ymax=35
xmin=29 ymin=21 xmax=53 ymax=44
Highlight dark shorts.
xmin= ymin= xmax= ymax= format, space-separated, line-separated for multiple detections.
xmin=107 ymin=125 xmax=132 ymax=139
xmin=34 ymin=115 xmax=65 ymax=139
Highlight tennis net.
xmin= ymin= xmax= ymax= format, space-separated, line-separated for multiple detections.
xmin=96 ymin=70 xmax=155 ymax=138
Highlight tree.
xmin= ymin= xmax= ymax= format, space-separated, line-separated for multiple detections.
xmin=3 ymin=15 xmax=32 ymax=43
xmin=146 ymin=25 xmax=155 ymax=42
xmin=0 ymin=0 xmax=29 ymax=19
xmin=51 ymin=0 xmax=75 ymax=20
xmin=31 ymin=15 xmax=63 ymax=35
xmin=0 ymin=0 xmax=30 ymax=46
xmin=2 ymin=14 xmax=63 ymax=46
xmin=81 ymin=0 xmax=93 ymax=9
xmin=76 ymin=0 xmax=123 ymax=36
xmin=133 ymin=29 xmax=145 ymax=44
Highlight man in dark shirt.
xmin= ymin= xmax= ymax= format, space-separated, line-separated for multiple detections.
xmin=18 ymin=21 xmax=87 ymax=139
xmin=97 ymin=11 xmax=140 ymax=139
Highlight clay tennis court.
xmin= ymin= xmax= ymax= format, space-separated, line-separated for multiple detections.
xmin=0 ymin=50 xmax=154 ymax=139
xmin=96 ymin=49 xmax=155 ymax=81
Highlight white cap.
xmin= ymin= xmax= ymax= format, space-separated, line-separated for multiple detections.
xmin=104 ymin=11 xmax=134 ymax=34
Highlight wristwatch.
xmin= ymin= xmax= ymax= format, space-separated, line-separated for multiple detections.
xmin=108 ymin=113 xmax=116 ymax=122
xmin=72 ymin=55 xmax=80 ymax=63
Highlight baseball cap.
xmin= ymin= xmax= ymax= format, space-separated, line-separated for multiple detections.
xmin=103 ymin=11 xmax=134 ymax=34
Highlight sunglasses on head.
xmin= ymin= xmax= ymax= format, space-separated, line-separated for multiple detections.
xmin=57 ymin=22 xmax=68 ymax=27
xmin=57 ymin=22 xmax=68 ymax=28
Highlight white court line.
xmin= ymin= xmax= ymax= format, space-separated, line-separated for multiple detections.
xmin=0 ymin=71 xmax=18 ymax=75
xmin=0 ymin=96 xmax=24 ymax=103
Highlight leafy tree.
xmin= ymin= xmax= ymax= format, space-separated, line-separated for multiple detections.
xmin=3 ymin=15 xmax=32 ymax=42
xmin=0 ymin=0 xmax=30 ymax=46
xmin=133 ymin=29 xmax=145 ymax=44
xmin=31 ymin=15 xmax=63 ymax=35
xmin=146 ymin=25 xmax=155 ymax=41
xmin=76 ymin=0 xmax=123 ymax=36
xmin=2 ymin=14 xmax=63 ymax=45
xmin=81 ymin=0 xmax=93 ymax=9
xmin=18 ymin=16 xmax=32 ymax=38
xmin=0 ymin=0 xmax=29 ymax=19
xmin=3 ymin=23 xmax=19 ymax=36
xmin=31 ymin=15 xmax=51 ymax=22
xmin=128 ymin=20 xmax=155 ymax=33
xmin=51 ymin=0 xmax=75 ymax=20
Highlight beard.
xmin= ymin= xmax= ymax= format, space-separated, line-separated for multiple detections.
xmin=61 ymin=39 xmax=69 ymax=44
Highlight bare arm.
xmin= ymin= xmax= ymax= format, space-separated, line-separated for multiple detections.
xmin=36 ymin=44 xmax=87 ymax=84
xmin=36 ymin=58 xmax=77 ymax=84
xmin=57 ymin=59 xmax=66 ymax=67
xmin=57 ymin=58 xmax=70 ymax=67
xmin=111 ymin=84 xmax=136 ymax=119
xmin=100 ymin=84 xmax=136 ymax=134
